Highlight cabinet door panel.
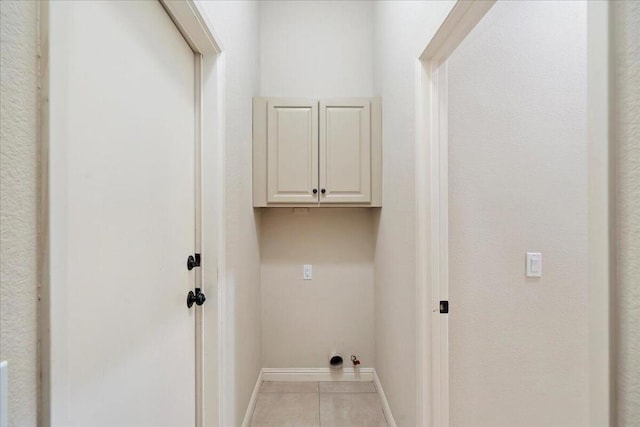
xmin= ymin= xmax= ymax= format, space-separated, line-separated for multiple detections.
xmin=320 ymin=99 xmax=371 ymax=203
xmin=267 ymin=100 xmax=319 ymax=204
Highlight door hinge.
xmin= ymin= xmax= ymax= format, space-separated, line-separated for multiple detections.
xmin=187 ymin=253 xmax=201 ymax=270
xmin=439 ymin=300 xmax=449 ymax=314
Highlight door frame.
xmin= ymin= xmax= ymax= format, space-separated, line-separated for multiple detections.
xmin=414 ymin=1 xmax=613 ymax=426
xmin=38 ymin=1 xmax=226 ymax=426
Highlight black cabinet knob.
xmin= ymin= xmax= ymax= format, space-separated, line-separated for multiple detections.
xmin=321 ymin=189 xmax=326 ymax=194
xmin=313 ymin=188 xmax=318 ymax=194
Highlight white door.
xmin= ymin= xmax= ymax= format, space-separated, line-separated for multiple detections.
xmin=267 ymin=99 xmax=319 ymax=204
xmin=319 ymin=99 xmax=371 ymax=204
xmin=49 ymin=1 xmax=198 ymax=426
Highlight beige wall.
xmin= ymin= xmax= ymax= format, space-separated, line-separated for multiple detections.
xmin=258 ymin=0 xmax=376 ymax=369
xmin=198 ymin=2 xmax=262 ymax=425
xmin=371 ymin=1 xmax=455 ymax=425
xmin=260 ymin=209 xmax=375 ymax=368
xmin=0 ymin=1 xmax=39 ymax=426
xmin=613 ymin=1 xmax=640 ymax=425
xmin=447 ymin=2 xmax=589 ymax=425
xmin=0 ymin=1 xmax=636 ymax=425
xmin=259 ymin=0 xmax=373 ymax=98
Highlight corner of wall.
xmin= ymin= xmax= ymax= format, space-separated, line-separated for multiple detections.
xmin=197 ymin=1 xmax=263 ymax=424
xmin=0 ymin=1 xmax=40 ymax=426
xmin=612 ymin=1 xmax=640 ymax=424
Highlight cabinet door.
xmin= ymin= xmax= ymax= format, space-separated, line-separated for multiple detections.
xmin=267 ymin=99 xmax=319 ymax=204
xmin=319 ymin=99 xmax=371 ymax=203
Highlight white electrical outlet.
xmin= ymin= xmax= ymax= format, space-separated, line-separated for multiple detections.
xmin=303 ymin=264 xmax=312 ymax=280
xmin=526 ymin=252 xmax=542 ymax=277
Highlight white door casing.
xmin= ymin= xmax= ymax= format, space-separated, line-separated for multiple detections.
xmin=415 ymin=2 xmax=496 ymax=426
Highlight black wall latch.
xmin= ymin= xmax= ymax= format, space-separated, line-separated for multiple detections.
xmin=187 ymin=253 xmax=201 ymax=270
xmin=439 ymin=300 xmax=449 ymax=314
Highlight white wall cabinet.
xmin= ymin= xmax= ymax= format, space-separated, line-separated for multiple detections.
xmin=254 ymin=97 xmax=381 ymax=207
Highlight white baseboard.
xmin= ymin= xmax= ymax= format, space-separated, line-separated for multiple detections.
xmin=262 ymin=367 xmax=374 ymax=382
xmin=241 ymin=369 xmax=263 ymax=427
xmin=373 ymin=370 xmax=397 ymax=427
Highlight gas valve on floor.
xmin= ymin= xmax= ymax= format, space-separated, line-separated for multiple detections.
xmin=351 ymin=355 xmax=361 ymax=366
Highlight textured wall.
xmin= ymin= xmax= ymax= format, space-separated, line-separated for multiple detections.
xmin=447 ymin=2 xmax=589 ymax=425
xmin=259 ymin=0 xmax=373 ymax=98
xmin=613 ymin=1 xmax=640 ymax=425
xmin=371 ymin=1 xmax=455 ymax=425
xmin=0 ymin=1 xmax=39 ymax=426
xmin=0 ymin=2 xmax=635 ymax=426
xmin=258 ymin=0 xmax=375 ymax=370
xmin=260 ymin=209 xmax=374 ymax=369
xmin=197 ymin=2 xmax=262 ymax=425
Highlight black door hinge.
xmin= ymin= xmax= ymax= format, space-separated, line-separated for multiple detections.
xmin=439 ymin=300 xmax=449 ymax=314
xmin=187 ymin=253 xmax=201 ymax=270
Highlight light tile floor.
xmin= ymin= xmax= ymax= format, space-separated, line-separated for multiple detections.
xmin=250 ymin=381 xmax=388 ymax=427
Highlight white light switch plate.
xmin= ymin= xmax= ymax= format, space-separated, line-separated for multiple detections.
xmin=526 ymin=252 xmax=542 ymax=277
xmin=303 ymin=264 xmax=312 ymax=280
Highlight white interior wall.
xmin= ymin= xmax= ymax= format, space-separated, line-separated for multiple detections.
xmin=371 ymin=1 xmax=455 ymax=425
xmin=0 ymin=1 xmax=39 ymax=426
xmin=0 ymin=1 xmax=636 ymax=426
xmin=447 ymin=2 xmax=589 ymax=425
xmin=258 ymin=0 xmax=376 ymax=369
xmin=260 ymin=209 xmax=374 ymax=368
xmin=197 ymin=2 xmax=262 ymax=425
xmin=613 ymin=1 xmax=640 ymax=425
xmin=259 ymin=0 xmax=373 ymax=98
